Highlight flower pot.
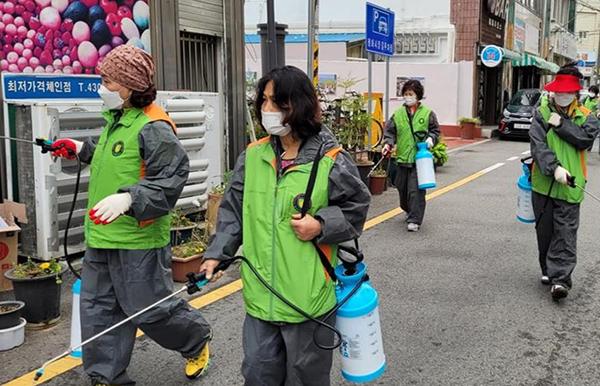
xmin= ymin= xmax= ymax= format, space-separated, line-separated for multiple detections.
xmin=171 ymin=254 xmax=204 ymax=283
xmin=356 ymin=162 xmax=374 ymax=187
xmin=206 ymin=192 xmax=223 ymax=236
xmin=4 ymin=265 xmax=67 ymax=328
xmin=0 ymin=317 xmax=26 ymax=351
xmin=369 ymin=175 xmax=387 ymax=196
xmin=0 ymin=301 xmax=25 ymax=330
xmin=170 ymin=225 xmax=197 ymax=246
xmin=460 ymin=122 xmax=476 ymax=140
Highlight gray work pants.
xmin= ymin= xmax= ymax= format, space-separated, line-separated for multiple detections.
xmin=532 ymin=192 xmax=581 ymax=288
xmin=242 ymin=313 xmax=335 ymax=386
xmin=81 ymin=246 xmax=212 ymax=385
xmin=394 ymin=164 xmax=426 ymax=225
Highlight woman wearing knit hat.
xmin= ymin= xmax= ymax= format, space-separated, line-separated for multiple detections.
xmin=529 ymin=63 xmax=600 ymax=300
xmin=51 ymin=45 xmax=213 ymax=385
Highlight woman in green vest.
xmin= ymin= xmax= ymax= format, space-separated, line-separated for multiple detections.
xmin=382 ymin=80 xmax=440 ymax=232
xmin=51 ymin=45 xmax=212 ymax=385
xmin=530 ymin=64 xmax=599 ymax=300
xmin=583 ymin=85 xmax=599 ymax=113
xmin=200 ymin=66 xmax=371 ymax=386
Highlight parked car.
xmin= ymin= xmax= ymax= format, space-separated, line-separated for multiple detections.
xmin=498 ymin=89 xmax=542 ymax=140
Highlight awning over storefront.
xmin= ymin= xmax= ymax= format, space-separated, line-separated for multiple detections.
xmin=512 ymin=53 xmax=560 ymax=74
xmin=501 ymin=48 xmax=522 ymax=61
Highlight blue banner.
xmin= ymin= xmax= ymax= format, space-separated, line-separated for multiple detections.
xmin=2 ymin=74 xmax=101 ymax=100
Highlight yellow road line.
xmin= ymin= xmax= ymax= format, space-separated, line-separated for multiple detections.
xmin=3 ymin=164 xmax=498 ymax=386
xmin=3 ymin=281 xmax=245 ymax=386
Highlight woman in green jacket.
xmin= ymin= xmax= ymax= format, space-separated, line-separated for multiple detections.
xmin=51 ymin=45 xmax=212 ymax=385
xmin=382 ymin=80 xmax=440 ymax=232
xmin=530 ymin=64 xmax=599 ymax=300
xmin=200 ymin=66 xmax=371 ymax=386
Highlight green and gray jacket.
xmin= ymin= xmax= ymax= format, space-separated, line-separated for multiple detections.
xmin=384 ymin=104 xmax=440 ymax=166
xmin=205 ymin=129 xmax=371 ymax=323
xmin=79 ymin=104 xmax=189 ymax=249
xmin=530 ymin=103 xmax=599 ymax=204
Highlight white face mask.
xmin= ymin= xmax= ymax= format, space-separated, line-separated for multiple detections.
xmin=98 ymin=85 xmax=128 ymax=110
xmin=261 ymin=111 xmax=292 ymax=136
xmin=404 ymin=96 xmax=417 ymax=107
xmin=554 ymin=93 xmax=576 ymax=107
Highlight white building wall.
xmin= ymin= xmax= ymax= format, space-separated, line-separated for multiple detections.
xmin=246 ymin=58 xmax=473 ymax=125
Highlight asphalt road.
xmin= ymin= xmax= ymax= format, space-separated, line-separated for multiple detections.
xmin=3 ymin=138 xmax=600 ymax=386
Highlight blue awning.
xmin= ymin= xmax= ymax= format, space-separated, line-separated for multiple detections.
xmin=245 ymin=33 xmax=365 ymax=44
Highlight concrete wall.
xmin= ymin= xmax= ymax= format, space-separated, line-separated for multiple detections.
xmin=246 ymin=59 xmax=474 ymax=125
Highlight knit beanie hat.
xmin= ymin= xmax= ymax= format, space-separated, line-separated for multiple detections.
xmin=97 ymin=45 xmax=155 ymax=92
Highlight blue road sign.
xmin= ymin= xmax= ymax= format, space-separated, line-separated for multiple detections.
xmin=366 ymin=2 xmax=395 ymax=56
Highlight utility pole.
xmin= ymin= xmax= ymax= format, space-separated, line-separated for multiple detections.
xmin=266 ymin=0 xmax=278 ymax=71
xmin=307 ymin=0 xmax=319 ymax=85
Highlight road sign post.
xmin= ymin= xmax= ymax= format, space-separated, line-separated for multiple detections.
xmin=365 ymin=2 xmax=395 ymax=147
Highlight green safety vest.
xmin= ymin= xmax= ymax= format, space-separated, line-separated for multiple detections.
xmin=393 ymin=105 xmax=431 ymax=164
xmin=85 ymin=104 xmax=177 ymax=249
xmin=584 ymin=96 xmax=599 ymax=112
xmin=242 ymin=137 xmax=341 ymax=323
xmin=532 ymin=105 xmax=590 ymax=204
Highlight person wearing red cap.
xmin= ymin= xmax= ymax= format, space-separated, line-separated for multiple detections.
xmin=51 ymin=45 xmax=212 ymax=385
xmin=529 ymin=63 xmax=600 ymax=300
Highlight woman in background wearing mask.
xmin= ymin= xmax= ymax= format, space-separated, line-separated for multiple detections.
xmin=530 ymin=63 xmax=599 ymax=300
xmin=583 ymin=85 xmax=599 ymax=114
xmin=382 ymin=80 xmax=440 ymax=232
xmin=200 ymin=65 xmax=370 ymax=386
xmin=51 ymin=45 xmax=212 ymax=385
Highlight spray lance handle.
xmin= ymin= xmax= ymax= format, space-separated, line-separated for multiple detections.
xmin=185 ymin=259 xmax=234 ymax=295
xmin=567 ymin=175 xmax=577 ymax=189
xmin=35 ymin=138 xmax=56 ymax=154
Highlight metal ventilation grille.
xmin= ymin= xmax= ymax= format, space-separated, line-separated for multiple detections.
xmin=180 ymin=31 xmax=219 ymax=92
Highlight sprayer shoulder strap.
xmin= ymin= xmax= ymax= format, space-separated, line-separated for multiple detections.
xmin=301 ymin=143 xmax=338 ymax=282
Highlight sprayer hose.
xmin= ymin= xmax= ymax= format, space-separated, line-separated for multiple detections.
xmin=223 ymin=256 xmax=367 ymax=350
xmin=64 ymin=154 xmax=82 ymax=280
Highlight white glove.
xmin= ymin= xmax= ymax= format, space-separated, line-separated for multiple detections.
xmin=554 ymin=166 xmax=570 ymax=185
xmin=548 ymin=113 xmax=562 ymax=127
xmin=90 ymin=193 xmax=133 ymax=225
xmin=426 ymin=137 xmax=434 ymax=149
xmin=382 ymin=144 xmax=392 ymax=158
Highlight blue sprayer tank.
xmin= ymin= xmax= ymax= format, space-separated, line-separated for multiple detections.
xmin=415 ymin=142 xmax=436 ymax=189
xmin=517 ymin=164 xmax=535 ymax=223
xmin=335 ymin=262 xmax=386 ymax=383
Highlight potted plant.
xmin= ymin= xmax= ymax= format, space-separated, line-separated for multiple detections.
xmin=369 ymin=168 xmax=388 ymax=196
xmin=458 ymin=117 xmax=481 ymax=140
xmin=171 ymin=231 xmax=207 ymax=283
xmin=171 ymin=208 xmax=196 ymax=246
xmin=430 ymin=138 xmax=449 ymax=167
xmin=0 ymin=301 xmax=24 ymax=330
xmin=4 ymin=259 xmax=67 ymax=327
xmin=206 ymin=171 xmax=232 ymax=236
xmin=331 ymin=89 xmax=373 ymax=186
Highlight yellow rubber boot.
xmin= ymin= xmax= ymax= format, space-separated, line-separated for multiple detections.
xmin=185 ymin=341 xmax=210 ymax=380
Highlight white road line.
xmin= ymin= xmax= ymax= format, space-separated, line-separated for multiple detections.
xmin=447 ymin=139 xmax=492 ymax=154
xmin=506 ymin=156 xmax=519 ymax=161
xmin=521 ymin=150 xmax=531 ymax=155
xmin=480 ymin=162 xmax=506 ymax=174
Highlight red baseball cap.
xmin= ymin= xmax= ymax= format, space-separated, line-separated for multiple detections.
xmin=544 ymin=74 xmax=583 ymax=93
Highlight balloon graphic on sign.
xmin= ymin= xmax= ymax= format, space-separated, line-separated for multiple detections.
xmin=0 ymin=0 xmax=151 ymax=75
